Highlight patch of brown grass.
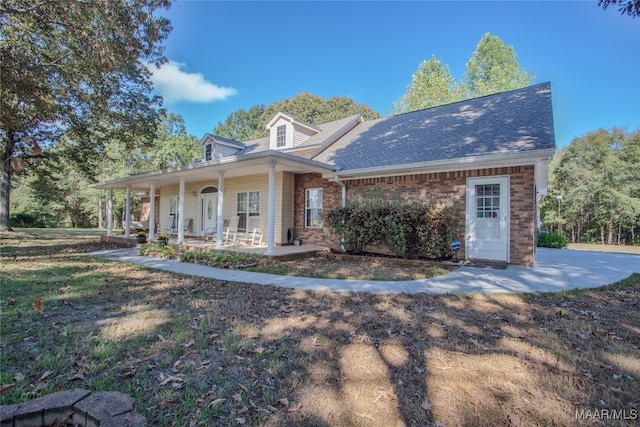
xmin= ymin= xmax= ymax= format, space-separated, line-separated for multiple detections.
xmin=1 ymin=231 xmax=639 ymax=426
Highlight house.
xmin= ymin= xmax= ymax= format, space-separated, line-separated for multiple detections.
xmin=92 ymin=82 xmax=556 ymax=267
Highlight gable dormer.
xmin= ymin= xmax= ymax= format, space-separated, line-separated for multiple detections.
xmin=200 ymin=134 xmax=244 ymax=161
xmin=265 ymin=112 xmax=321 ymax=150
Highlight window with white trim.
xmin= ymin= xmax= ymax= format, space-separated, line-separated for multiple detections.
xmin=205 ymin=143 xmax=213 ymax=161
xmin=305 ymin=188 xmax=323 ymax=228
xmin=237 ymin=191 xmax=260 ymax=231
xmin=276 ymin=124 xmax=286 ymax=147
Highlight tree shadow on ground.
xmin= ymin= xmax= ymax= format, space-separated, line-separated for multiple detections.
xmin=1 ymin=236 xmax=638 ymax=426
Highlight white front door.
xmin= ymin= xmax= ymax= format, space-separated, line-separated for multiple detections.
xmin=200 ymin=193 xmax=217 ymax=236
xmin=466 ymin=176 xmax=510 ymax=262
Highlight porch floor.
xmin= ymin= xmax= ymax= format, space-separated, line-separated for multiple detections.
xmin=102 ymin=235 xmax=329 ymax=261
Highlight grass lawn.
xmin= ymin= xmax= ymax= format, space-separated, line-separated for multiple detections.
xmin=567 ymin=242 xmax=640 ymax=255
xmin=1 ymin=231 xmax=639 ymax=426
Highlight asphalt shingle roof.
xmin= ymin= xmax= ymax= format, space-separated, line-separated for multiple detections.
xmin=313 ymin=82 xmax=555 ymax=171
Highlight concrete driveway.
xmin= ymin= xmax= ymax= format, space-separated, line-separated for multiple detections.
xmin=91 ymin=247 xmax=639 ymax=295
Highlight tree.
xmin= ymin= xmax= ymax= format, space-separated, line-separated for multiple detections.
xmin=598 ymin=0 xmax=639 ymax=18
xmin=214 ymin=93 xmax=381 ymax=141
xmin=392 ymin=56 xmax=464 ymax=114
xmin=393 ymin=33 xmax=533 ymax=114
xmin=541 ymin=128 xmax=640 ymax=245
xmin=214 ymin=105 xmax=266 ymax=141
xmin=137 ymin=111 xmax=200 ymax=171
xmin=463 ymin=33 xmax=535 ymax=99
xmin=0 ymin=0 xmax=172 ymax=230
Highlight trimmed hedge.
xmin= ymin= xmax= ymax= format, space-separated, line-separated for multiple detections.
xmin=324 ymin=200 xmax=459 ymax=259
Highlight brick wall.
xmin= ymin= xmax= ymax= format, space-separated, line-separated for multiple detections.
xmin=293 ymin=166 xmax=536 ymax=266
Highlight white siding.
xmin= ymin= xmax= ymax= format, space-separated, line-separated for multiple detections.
xmin=157 ymin=173 xmax=294 ymax=244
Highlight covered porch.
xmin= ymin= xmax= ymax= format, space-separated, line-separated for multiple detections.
xmin=101 ymin=234 xmax=328 ymax=260
xmin=91 ymin=150 xmax=336 ymax=256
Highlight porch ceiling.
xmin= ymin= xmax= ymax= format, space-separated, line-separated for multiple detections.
xmin=91 ymin=151 xmax=337 ymax=191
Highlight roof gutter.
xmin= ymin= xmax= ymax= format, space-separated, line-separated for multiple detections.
xmin=90 ymin=150 xmax=337 ymax=189
xmin=325 ymin=148 xmax=555 ymax=180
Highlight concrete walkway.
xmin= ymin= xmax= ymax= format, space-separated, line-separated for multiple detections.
xmin=90 ymin=247 xmax=640 ymax=295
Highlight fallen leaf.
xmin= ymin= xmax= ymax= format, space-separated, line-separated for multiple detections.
xmin=421 ymin=400 xmax=432 ymax=411
xmin=33 ymin=297 xmax=44 ymax=314
xmin=68 ymin=373 xmax=85 ymax=381
xmin=121 ymin=368 xmax=137 ymax=378
xmin=159 ymin=399 xmax=178 ymax=407
xmin=508 ymin=413 xmax=521 ymax=427
xmin=287 ymin=403 xmax=303 ymax=413
xmin=232 ymin=393 xmax=242 ymax=402
xmin=1 ymin=383 xmax=15 ymax=395
xmin=208 ymin=398 xmax=225 ymax=408
xmin=235 ymin=417 xmax=246 ymax=425
xmin=32 ymin=381 xmax=46 ymax=393
xmin=183 ymin=339 xmax=195 ymax=348
xmin=39 ymin=370 xmax=53 ymax=381
xmin=14 ymin=372 xmax=25 ymax=382
xmin=236 ymin=405 xmax=249 ymax=414
xmin=278 ymin=398 xmax=289 ymax=407
xmin=355 ymin=412 xmax=375 ymax=421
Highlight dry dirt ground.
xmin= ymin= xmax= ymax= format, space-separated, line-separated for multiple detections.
xmin=251 ymin=253 xmax=457 ymax=281
xmin=1 ymin=232 xmax=639 ymax=427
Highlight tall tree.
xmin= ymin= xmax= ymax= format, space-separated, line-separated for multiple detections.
xmin=392 ymin=56 xmax=463 ymax=114
xmin=463 ymin=33 xmax=535 ymax=99
xmin=0 ymin=0 xmax=172 ymax=230
xmin=214 ymin=105 xmax=266 ymax=141
xmin=541 ymin=128 xmax=640 ymax=245
xmin=141 ymin=111 xmax=200 ymax=171
xmin=214 ymin=93 xmax=381 ymax=141
xmin=393 ymin=33 xmax=533 ymax=114
xmin=254 ymin=93 xmax=380 ymax=139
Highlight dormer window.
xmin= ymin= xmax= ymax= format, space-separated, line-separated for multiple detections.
xmin=276 ymin=125 xmax=286 ymax=148
xmin=205 ymin=143 xmax=213 ymax=161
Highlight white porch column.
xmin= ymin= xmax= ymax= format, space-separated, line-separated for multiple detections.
xmin=177 ymin=178 xmax=185 ymax=244
xmin=124 ymin=185 xmax=131 ymax=238
xmin=106 ymin=189 xmax=113 ymax=237
xmin=265 ymin=162 xmax=276 ymax=255
xmin=148 ymin=183 xmax=156 ymax=241
xmin=216 ymin=171 xmax=225 ymax=249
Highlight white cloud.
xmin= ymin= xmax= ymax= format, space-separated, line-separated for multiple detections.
xmin=148 ymin=61 xmax=237 ymax=104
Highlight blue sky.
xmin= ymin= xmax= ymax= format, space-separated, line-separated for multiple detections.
xmin=150 ymin=0 xmax=640 ymax=149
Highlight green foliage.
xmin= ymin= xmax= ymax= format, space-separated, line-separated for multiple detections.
xmin=537 ymin=231 xmax=568 ymax=249
xmin=541 ymin=128 xmax=640 ymax=245
xmin=393 ymin=32 xmax=533 ymax=114
xmin=179 ymin=250 xmax=263 ymax=268
xmin=463 ymin=33 xmax=534 ymax=98
xmin=323 ymin=197 xmax=459 ymax=259
xmin=215 ymin=93 xmax=381 ymax=141
xmin=139 ymin=242 xmax=178 ymax=258
xmin=392 ymin=56 xmax=464 ymax=114
xmin=0 ymin=0 xmax=172 ymax=229
xmin=214 ymin=105 xmax=267 ymax=141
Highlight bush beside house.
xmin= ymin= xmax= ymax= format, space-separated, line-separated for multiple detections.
xmin=324 ymin=199 xmax=458 ymax=260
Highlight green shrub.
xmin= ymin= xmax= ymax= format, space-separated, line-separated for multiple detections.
xmin=324 ymin=198 xmax=459 ymax=259
xmin=179 ymin=250 xmax=263 ymax=268
xmin=139 ymin=243 xmax=178 ymax=258
xmin=537 ymin=231 xmax=567 ymax=248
